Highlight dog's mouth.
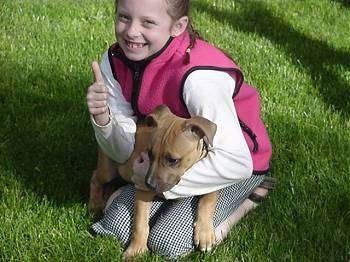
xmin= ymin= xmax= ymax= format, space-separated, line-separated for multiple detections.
xmin=146 ymin=181 xmax=172 ymax=193
xmin=145 ymin=162 xmax=181 ymax=192
xmin=145 ymin=176 xmax=177 ymax=193
xmin=155 ymin=183 xmax=174 ymax=193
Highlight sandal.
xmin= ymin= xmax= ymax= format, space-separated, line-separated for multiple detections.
xmin=248 ymin=176 xmax=276 ymax=203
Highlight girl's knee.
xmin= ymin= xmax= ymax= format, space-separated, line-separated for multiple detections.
xmin=92 ymin=185 xmax=135 ymax=244
xmin=148 ymin=225 xmax=194 ymax=259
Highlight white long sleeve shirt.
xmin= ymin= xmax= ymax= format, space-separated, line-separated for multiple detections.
xmin=91 ymin=52 xmax=253 ymax=199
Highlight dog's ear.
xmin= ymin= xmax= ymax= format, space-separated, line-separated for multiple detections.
xmin=145 ymin=105 xmax=172 ymax=127
xmin=145 ymin=115 xmax=158 ymax=127
xmin=183 ymin=116 xmax=217 ymax=146
xmin=152 ymin=105 xmax=171 ymax=118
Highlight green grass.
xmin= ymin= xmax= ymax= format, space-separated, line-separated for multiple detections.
xmin=1 ymin=0 xmax=349 ymax=261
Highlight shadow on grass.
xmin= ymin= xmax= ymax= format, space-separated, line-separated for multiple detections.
xmin=193 ymin=0 xmax=350 ymax=118
xmin=0 ymin=61 xmax=96 ymax=205
xmin=331 ymin=0 xmax=350 ymax=7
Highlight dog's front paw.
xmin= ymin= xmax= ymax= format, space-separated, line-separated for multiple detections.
xmin=122 ymin=241 xmax=148 ymax=260
xmin=194 ymin=220 xmax=216 ymax=252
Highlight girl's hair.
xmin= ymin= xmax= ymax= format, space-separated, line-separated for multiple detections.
xmin=164 ymin=0 xmax=200 ymax=49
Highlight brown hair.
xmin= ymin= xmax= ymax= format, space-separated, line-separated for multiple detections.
xmin=165 ymin=0 xmax=200 ymax=49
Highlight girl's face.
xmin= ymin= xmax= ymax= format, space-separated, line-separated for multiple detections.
xmin=115 ymin=0 xmax=181 ymax=61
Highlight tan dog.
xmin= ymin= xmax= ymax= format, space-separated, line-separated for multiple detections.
xmin=89 ymin=105 xmax=218 ymax=258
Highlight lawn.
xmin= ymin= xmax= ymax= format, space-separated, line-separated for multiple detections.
xmin=0 ymin=0 xmax=349 ymax=261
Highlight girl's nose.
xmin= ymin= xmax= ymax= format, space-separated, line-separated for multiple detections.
xmin=126 ymin=22 xmax=141 ymax=38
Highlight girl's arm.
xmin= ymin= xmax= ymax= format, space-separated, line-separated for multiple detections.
xmin=90 ymin=52 xmax=137 ymax=163
xmin=163 ymin=70 xmax=253 ymax=199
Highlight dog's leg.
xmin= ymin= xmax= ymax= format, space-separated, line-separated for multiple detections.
xmin=123 ymin=190 xmax=156 ymax=259
xmin=194 ymin=191 xmax=218 ymax=252
xmin=89 ymin=147 xmax=117 ymax=214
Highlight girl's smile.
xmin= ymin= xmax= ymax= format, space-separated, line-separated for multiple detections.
xmin=125 ymin=40 xmax=147 ymax=50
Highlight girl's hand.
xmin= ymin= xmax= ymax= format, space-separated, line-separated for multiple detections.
xmin=131 ymin=152 xmax=150 ymax=191
xmin=87 ymin=61 xmax=109 ymax=126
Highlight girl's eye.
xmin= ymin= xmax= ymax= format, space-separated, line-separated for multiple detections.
xmin=117 ymin=14 xmax=130 ymax=22
xmin=143 ymin=20 xmax=156 ymax=26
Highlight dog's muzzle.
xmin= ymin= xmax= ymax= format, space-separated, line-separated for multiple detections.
xmin=145 ymin=161 xmax=157 ymax=191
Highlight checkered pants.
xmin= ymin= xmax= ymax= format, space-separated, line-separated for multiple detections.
xmin=92 ymin=174 xmax=265 ymax=259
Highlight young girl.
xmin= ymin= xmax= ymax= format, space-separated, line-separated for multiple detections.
xmin=87 ymin=0 xmax=274 ymax=259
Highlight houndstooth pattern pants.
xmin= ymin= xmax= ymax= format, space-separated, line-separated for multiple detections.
xmin=92 ymin=174 xmax=265 ymax=259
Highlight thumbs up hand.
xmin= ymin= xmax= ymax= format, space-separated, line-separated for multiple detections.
xmin=87 ymin=61 xmax=110 ymax=126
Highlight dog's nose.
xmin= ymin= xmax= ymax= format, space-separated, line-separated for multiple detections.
xmin=145 ymin=156 xmax=157 ymax=190
xmin=145 ymin=177 xmax=157 ymax=191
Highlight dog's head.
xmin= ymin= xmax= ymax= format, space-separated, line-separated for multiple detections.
xmin=142 ymin=105 xmax=217 ymax=193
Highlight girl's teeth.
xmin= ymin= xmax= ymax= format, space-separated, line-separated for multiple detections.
xmin=128 ymin=42 xmax=144 ymax=48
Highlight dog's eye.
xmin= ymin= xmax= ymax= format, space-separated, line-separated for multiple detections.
xmin=165 ymin=155 xmax=180 ymax=166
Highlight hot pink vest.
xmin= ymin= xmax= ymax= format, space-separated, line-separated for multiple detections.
xmin=108 ymin=32 xmax=272 ymax=174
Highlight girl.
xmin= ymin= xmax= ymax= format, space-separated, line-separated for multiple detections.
xmin=87 ymin=0 xmax=274 ymax=259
